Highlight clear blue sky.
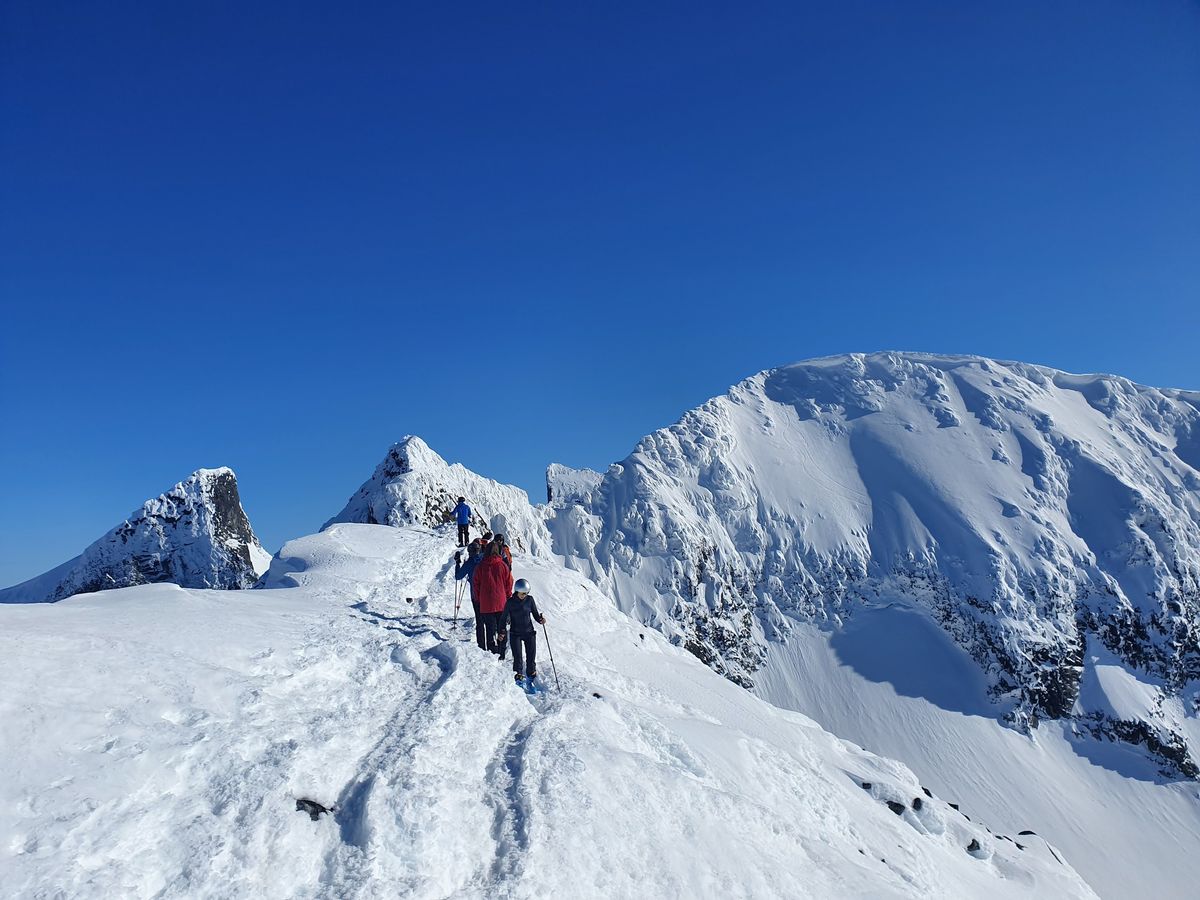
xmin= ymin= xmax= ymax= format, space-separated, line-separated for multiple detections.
xmin=2 ymin=1 xmax=1198 ymax=587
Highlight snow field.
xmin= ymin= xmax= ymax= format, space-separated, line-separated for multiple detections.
xmin=1 ymin=524 xmax=1094 ymax=898
xmin=755 ymin=610 xmax=1200 ymax=899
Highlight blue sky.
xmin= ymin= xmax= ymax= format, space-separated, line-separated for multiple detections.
xmin=2 ymin=1 xmax=1198 ymax=587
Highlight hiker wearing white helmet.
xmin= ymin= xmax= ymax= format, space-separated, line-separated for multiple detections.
xmin=497 ymin=578 xmax=545 ymax=684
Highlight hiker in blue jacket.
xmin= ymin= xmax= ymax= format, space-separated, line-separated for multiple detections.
xmin=455 ymin=541 xmax=486 ymax=649
xmin=451 ymin=497 xmax=471 ymax=547
xmin=496 ymin=579 xmax=546 ymax=683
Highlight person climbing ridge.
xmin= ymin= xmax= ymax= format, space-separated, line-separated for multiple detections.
xmin=473 ymin=541 xmax=513 ymax=659
xmin=452 ymin=497 xmax=471 ymax=547
xmin=454 ymin=541 xmax=486 ymax=649
xmin=496 ymin=578 xmax=545 ymax=684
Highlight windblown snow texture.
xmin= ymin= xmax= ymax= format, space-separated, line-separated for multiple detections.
xmin=324 ymin=436 xmax=551 ymax=555
xmin=545 ymin=462 xmax=603 ymax=506
xmin=552 ymin=353 xmax=1200 ymax=779
xmin=0 ymin=468 xmax=269 ymax=604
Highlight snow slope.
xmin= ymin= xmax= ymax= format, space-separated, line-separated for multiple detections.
xmin=555 ymin=353 xmax=1200 ymax=778
xmin=754 ymin=609 xmax=1200 ymax=900
xmin=0 ymin=524 xmax=1093 ymax=899
xmin=0 ymin=468 xmax=269 ymax=603
xmin=324 ymin=437 xmax=551 ymax=555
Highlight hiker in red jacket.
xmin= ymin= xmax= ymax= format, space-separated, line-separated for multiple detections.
xmin=473 ymin=542 xmax=514 ymax=658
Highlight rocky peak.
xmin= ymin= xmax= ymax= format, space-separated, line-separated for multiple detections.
xmin=0 ymin=467 xmax=270 ymax=603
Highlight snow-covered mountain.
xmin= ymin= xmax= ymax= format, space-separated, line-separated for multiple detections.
xmin=0 ymin=468 xmax=269 ymax=603
xmin=8 ymin=351 xmax=1198 ymax=897
xmin=545 ymin=462 xmax=603 ymax=507
xmin=324 ymin=436 xmax=551 ymax=555
xmin=0 ymin=523 xmax=1095 ymax=899
xmin=553 ymin=352 xmax=1200 ymax=785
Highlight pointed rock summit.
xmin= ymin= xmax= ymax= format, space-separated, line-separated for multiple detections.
xmin=0 ymin=468 xmax=270 ymax=603
xmin=324 ymin=436 xmax=551 ymax=555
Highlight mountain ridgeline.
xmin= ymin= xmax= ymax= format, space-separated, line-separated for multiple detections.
xmin=315 ymin=354 xmax=1200 ymax=778
xmin=9 ymin=352 xmax=1198 ymax=783
xmin=550 ymin=353 xmax=1200 ymax=777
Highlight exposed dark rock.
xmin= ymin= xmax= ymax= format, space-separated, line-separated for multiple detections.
xmin=967 ymin=839 xmax=981 ymax=853
xmin=1081 ymin=712 xmax=1200 ymax=779
xmin=886 ymin=801 xmax=906 ymax=815
xmin=295 ymin=798 xmax=333 ymax=821
xmin=912 ymin=797 xmax=923 ymax=811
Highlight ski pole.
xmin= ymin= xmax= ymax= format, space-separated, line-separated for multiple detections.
xmin=541 ymin=621 xmax=560 ymax=690
xmin=453 ymin=580 xmax=463 ymax=624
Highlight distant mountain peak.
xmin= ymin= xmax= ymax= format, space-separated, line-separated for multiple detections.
xmin=0 ymin=467 xmax=269 ymax=603
xmin=324 ymin=438 xmax=551 ymax=555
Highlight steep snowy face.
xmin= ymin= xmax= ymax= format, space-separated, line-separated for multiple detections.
xmin=563 ymin=353 xmax=1200 ymax=777
xmin=0 ymin=468 xmax=269 ymax=604
xmin=325 ymin=436 xmax=552 ymax=555
xmin=545 ymin=462 xmax=603 ymax=506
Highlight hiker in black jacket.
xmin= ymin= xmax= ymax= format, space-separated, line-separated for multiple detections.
xmin=496 ymin=578 xmax=545 ymax=683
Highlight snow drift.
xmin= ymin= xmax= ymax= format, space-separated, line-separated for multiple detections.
xmin=0 ymin=468 xmax=269 ymax=603
xmin=0 ymin=523 xmax=1095 ymax=899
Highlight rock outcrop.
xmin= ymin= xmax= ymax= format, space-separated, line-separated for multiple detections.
xmin=0 ymin=468 xmax=269 ymax=603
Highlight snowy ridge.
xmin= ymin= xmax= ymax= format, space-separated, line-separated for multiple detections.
xmin=0 ymin=468 xmax=268 ymax=603
xmin=555 ymin=352 xmax=1200 ymax=779
xmin=324 ymin=437 xmax=551 ymax=555
xmin=0 ymin=524 xmax=1094 ymax=898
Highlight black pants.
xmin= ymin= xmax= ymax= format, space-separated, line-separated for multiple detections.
xmin=483 ymin=612 xmax=507 ymax=659
xmin=471 ymin=596 xmax=485 ymax=650
xmin=457 ymin=524 xmax=469 ymax=546
xmin=511 ymin=631 xmax=537 ymax=677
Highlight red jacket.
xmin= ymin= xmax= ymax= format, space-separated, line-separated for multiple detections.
xmin=474 ymin=555 xmax=513 ymax=614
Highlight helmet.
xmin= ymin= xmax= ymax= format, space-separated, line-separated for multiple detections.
xmin=514 ymin=579 xmax=531 ymax=594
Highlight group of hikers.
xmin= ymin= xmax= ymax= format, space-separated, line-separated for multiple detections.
xmin=451 ymin=497 xmax=547 ymax=685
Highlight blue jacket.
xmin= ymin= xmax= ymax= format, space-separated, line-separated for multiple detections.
xmin=453 ymin=501 xmax=471 ymax=525
xmin=455 ymin=554 xmax=481 ymax=582
xmin=499 ymin=593 xmax=543 ymax=634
